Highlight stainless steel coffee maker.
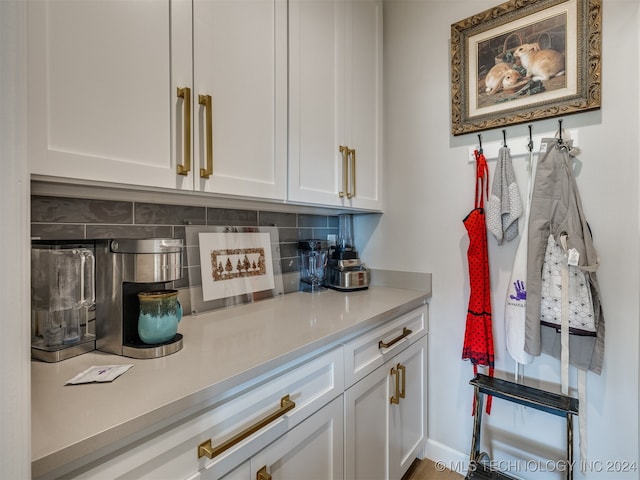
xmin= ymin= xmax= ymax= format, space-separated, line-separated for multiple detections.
xmin=95 ymin=238 xmax=184 ymax=359
xmin=31 ymin=241 xmax=96 ymax=362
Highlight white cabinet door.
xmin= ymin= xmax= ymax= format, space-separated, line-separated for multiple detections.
xmin=288 ymin=0 xmax=382 ymax=211
xmin=343 ymin=0 xmax=383 ymax=211
xmin=390 ymin=337 xmax=428 ymax=480
xmin=28 ymin=0 xmax=193 ymax=191
xmin=193 ymin=0 xmax=287 ymax=200
xmin=345 ymin=336 xmax=427 ymax=480
xmin=288 ymin=0 xmax=345 ymax=208
xmin=251 ymin=396 xmax=344 ymax=480
xmin=344 ymin=359 xmax=392 ymax=480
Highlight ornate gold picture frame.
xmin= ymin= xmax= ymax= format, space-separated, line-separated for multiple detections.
xmin=451 ymin=0 xmax=601 ymax=136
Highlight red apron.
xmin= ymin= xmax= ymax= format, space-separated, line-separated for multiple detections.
xmin=462 ymin=149 xmax=495 ymax=413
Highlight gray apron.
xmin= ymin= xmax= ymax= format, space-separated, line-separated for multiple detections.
xmin=524 ymin=138 xmax=604 ymax=374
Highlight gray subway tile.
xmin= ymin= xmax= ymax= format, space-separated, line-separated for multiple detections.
xmin=280 ymin=256 xmax=299 ymax=274
xmin=135 ymin=203 xmax=206 ymax=226
xmin=277 ymin=227 xmax=299 ymax=242
xmin=207 ymin=208 xmax=258 ymax=226
xmin=312 ymin=228 xmax=331 ymax=241
xmin=31 ymin=196 xmax=133 ymax=224
xmin=85 ymin=225 xmax=173 ymax=239
xmin=297 ymin=228 xmax=315 ymax=240
xmin=172 ymin=268 xmax=190 ymax=289
xmin=279 ymin=242 xmax=298 ymax=259
xmin=31 ymin=223 xmax=85 ymax=240
xmin=298 ymin=214 xmax=326 ymax=228
xmin=173 ymin=226 xmax=186 ymax=241
xmin=259 ymin=211 xmax=296 ymax=228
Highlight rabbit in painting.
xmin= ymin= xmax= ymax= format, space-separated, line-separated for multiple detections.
xmin=484 ymin=62 xmax=523 ymax=94
xmin=513 ymin=42 xmax=565 ymax=81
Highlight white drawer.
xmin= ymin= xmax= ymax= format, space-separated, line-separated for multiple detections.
xmin=343 ymin=305 xmax=427 ymax=388
xmin=70 ymin=346 xmax=344 ymax=480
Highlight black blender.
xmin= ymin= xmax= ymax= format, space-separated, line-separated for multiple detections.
xmin=326 ymin=214 xmax=370 ymax=291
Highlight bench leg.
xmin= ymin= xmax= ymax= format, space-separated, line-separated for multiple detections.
xmin=566 ymin=413 xmax=573 ymax=480
xmin=470 ymin=386 xmax=484 ymax=462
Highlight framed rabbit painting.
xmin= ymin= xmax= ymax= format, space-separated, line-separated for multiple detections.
xmin=450 ymin=0 xmax=601 ymax=136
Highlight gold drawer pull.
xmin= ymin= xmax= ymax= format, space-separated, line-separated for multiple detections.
xmin=257 ymin=465 xmax=272 ymax=480
xmin=176 ymin=87 xmax=191 ymax=175
xmin=347 ymin=147 xmax=356 ymax=199
xmin=339 ymin=145 xmax=349 ymax=198
xmin=198 ymin=395 xmax=296 ymax=459
xmin=390 ymin=363 xmax=406 ymax=404
xmin=378 ymin=327 xmax=412 ymax=349
xmin=398 ymin=363 xmax=406 ymax=399
xmin=390 ymin=365 xmax=400 ymax=404
xmin=199 ymin=93 xmax=213 ymax=179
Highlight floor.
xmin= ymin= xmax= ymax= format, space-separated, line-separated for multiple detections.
xmin=404 ymin=459 xmax=465 ymax=480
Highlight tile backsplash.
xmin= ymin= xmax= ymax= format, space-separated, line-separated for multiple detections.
xmin=31 ymin=195 xmax=339 ymax=295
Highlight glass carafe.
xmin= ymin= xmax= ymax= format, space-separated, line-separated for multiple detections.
xmin=31 ymin=247 xmax=95 ymax=347
xmin=298 ymin=240 xmax=328 ymax=292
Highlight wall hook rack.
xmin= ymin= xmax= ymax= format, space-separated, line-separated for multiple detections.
xmin=467 ymin=126 xmax=579 ymax=163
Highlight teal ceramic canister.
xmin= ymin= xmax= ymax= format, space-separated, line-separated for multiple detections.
xmin=137 ymin=289 xmax=182 ymax=344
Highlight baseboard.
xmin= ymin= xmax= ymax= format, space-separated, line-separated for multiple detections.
xmin=424 ymin=439 xmax=469 ymax=477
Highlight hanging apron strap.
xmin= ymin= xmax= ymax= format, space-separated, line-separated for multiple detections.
xmin=474 ymin=150 xmax=489 ymax=209
xmin=556 ymin=143 xmax=591 ymax=472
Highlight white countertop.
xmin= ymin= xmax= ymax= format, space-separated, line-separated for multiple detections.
xmin=32 ymin=286 xmax=430 ymax=478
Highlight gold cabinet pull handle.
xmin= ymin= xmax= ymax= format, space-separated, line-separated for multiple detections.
xmin=257 ymin=466 xmax=272 ymax=480
xmin=176 ymin=87 xmax=191 ymax=175
xmin=347 ymin=147 xmax=356 ymax=198
xmin=199 ymin=94 xmax=213 ymax=179
xmin=378 ymin=327 xmax=412 ymax=349
xmin=197 ymin=395 xmax=295 ymax=460
xmin=390 ymin=366 xmax=400 ymax=404
xmin=339 ymin=145 xmax=349 ymax=198
xmin=398 ymin=363 xmax=406 ymax=399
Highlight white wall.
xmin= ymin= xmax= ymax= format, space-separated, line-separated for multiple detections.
xmin=357 ymin=0 xmax=640 ymax=478
xmin=0 ymin=0 xmax=31 ymax=478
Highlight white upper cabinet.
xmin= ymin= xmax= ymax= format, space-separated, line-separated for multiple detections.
xmin=28 ymin=0 xmax=193 ymax=191
xmin=29 ymin=0 xmax=379 ymax=208
xmin=28 ymin=0 xmax=287 ymax=200
xmin=192 ymin=0 xmax=287 ymax=199
xmin=288 ymin=0 xmax=383 ymax=211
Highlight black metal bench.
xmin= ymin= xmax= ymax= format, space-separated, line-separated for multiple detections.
xmin=466 ymin=374 xmax=579 ymax=480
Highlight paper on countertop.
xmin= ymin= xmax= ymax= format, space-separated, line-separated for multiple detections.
xmin=65 ymin=365 xmax=134 ymax=385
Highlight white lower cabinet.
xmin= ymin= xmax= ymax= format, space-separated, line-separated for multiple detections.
xmin=51 ymin=305 xmax=427 ymax=480
xmin=67 ymin=347 xmax=343 ymax=480
xmin=248 ymin=396 xmax=343 ymax=480
xmin=194 ymin=396 xmax=344 ymax=480
xmin=217 ymin=461 xmax=250 ymax=480
xmin=345 ymin=336 xmax=427 ymax=480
